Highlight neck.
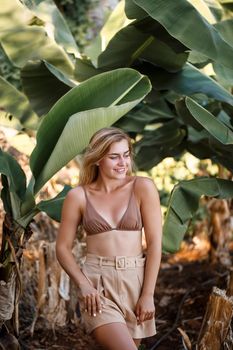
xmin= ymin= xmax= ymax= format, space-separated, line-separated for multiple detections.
xmin=95 ymin=175 xmax=129 ymax=193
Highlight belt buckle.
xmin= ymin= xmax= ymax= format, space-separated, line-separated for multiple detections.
xmin=115 ymin=256 xmax=126 ymax=270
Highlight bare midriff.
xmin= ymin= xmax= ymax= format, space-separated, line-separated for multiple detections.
xmin=86 ymin=230 xmax=143 ymax=256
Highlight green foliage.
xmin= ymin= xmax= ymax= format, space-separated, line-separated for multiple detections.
xmin=56 ymin=0 xmax=96 ymax=49
xmin=0 ymin=45 xmax=21 ymax=90
xmin=1 ymin=0 xmax=233 ymax=254
xmin=162 ymin=177 xmax=233 ymax=253
xmin=29 ymin=68 xmax=151 ymax=195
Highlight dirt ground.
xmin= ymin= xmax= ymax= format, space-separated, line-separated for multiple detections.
xmin=18 ymin=254 xmax=230 ymax=350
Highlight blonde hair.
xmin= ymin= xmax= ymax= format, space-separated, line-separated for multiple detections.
xmin=79 ymin=127 xmax=133 ymax=185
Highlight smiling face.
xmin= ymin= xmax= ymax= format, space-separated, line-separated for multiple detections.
xmin=98 ymin=139 xmax=132 ymax=180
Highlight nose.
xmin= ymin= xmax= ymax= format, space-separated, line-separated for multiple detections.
xmin=118 ymin=156 xmax=125 ymax=165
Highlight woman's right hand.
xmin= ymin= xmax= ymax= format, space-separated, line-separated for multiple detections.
xmin=78 ymin=282 xmax=103 ymax=317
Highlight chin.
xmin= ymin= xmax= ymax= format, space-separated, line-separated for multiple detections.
xmin=112 ymin=171 xmax=127 ymax=178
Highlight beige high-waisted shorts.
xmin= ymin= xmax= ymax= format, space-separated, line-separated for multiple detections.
xmin=77 ymin=253 xmax=156 ymax=339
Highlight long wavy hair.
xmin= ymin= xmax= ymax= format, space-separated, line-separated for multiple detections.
xmin=79 ymin=127 xmax=133 ymax=185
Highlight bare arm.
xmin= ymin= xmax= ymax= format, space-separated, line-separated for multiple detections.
xmin=56 ymin=187 xmax=102 ymax=316
xmin=140 ymin=177 xmax=162 ymax=296
xmin=56 ymin=187 xmax=88 ymax=287
xmin=135 ymin=177 xmax=162 ymax=324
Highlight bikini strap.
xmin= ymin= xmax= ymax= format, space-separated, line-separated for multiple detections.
xmin=82 ymin=185 xmax=89 ymax=202
xmin=132 ymin=176 xmax=137 ymax=191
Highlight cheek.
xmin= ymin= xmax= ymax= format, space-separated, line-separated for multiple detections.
xmin=99 ymin=158 xmax=113 ymax=169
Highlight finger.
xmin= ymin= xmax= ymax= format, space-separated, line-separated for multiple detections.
xmin=147 ymin=312 xmax=153 ymax=320
xmin=136 ymin=308 xmax=141 ymax=324
xmin=150 ymin=312 xmax=155 ymax=320
xmin=143 ymin=312 xmax=148 ymax=321
xmin=96 ymin=294 xmax=102 ymax=314
xmin=87 ymin=294 xmax=92 ymax=316
xmin=135 ymin=304 xmax=140 ymax=316
xmin=139 ymin=311 xmax=146 ymax=323
xmin=91 ymin=293 xmax=97 ymax=317
xmin=83 ymin=295 xmax=88 ymax=313
xmin=146 ymin=312 xmax=153 ymax=320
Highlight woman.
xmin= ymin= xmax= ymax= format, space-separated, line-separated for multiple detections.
xmin=56 ymin=127 xmax=162 ymax=350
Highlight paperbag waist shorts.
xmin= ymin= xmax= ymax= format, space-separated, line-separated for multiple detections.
xmin=77 ymin=253 xmax=156 ymax=339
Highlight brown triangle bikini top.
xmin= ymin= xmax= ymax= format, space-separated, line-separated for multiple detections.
xmin=82 ymin=178 xmax=143 ymax=235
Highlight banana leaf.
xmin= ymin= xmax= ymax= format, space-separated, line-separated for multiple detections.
xmin=37 ymin=185 xmax=72 ymax=221
xmin=134 ymin=0 xmax=233 ymax=70
xmin=0 ymin=0 xmax=31 ymax=32
xmin=0 ymin=149 xmax=28 ymax=218
xmin=141 ymin=62 xmax=233 ymax=106
xmin=30 ymin=68 xmax=151 ymax=194
xmin=21 ymin=61 xmax=73 ymax=117
xmin=134 ymin=120 xmax=186 ymax=169
xmin=20 ymin=0 xmax=79 ymax=57
xmin=185 ymin=97 xmax=233 ymax=144
xmin=74 ymin=57 xmax=104 ymax=82
xmin=125 ymin=0 xmax=148 ymax=20
xmin=0 ymin=76 xmax=39 ymax=129
xmin=98 ymin=24 xmax=188 ymax=72
xmin=163 ymin=177 xmax=233 ymax=252
xmin=0 ymin=149 xmax=26 ymax=200
xmin=1 ymin=25 xmax=74 ymax=74
xmin=100 ymin=0 xmax=131 ymax=50
xmin=115 ymin=98 xmax=174 ymax=132
xmin=213 ymin=63 xmax=233 ymax=88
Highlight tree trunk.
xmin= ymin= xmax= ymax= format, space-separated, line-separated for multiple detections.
xmin=21 ymin=236 xmax=86 ymax=334
xmin=0 ymin=214 xmax=32 ymax=349
xmin=197 ymin=286 xmax=233 ymax=350
xmin=207 ymin=199 xmax=231 ymax=266
xmin=0 ymin=213 xmax=86 ymax=347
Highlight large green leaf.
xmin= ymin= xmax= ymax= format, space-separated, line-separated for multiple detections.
xmin=134 ymin=120 xmax=186 ymax=169
xmin=0 ymin=149 xmax=28 ymax=218
xmin=100 ymin=0 xmax=132 ymax=51
xmin=0 ymin=76 xmax=39 ymax=129
xmin=163 ymin=177 xmax=233 ymax=252
xmin=21 ymin=61 xmax=73 ymax=117
xmin=74 ymin=57 xmax=104 ymax=82
xmin=1 ymin=26 xmax=74 ymax=74
xmin=1 ymin=175 xmax=11 ymax=215
xmin=214 ymin=19 xmax=233 ymax=46
xmin=115 ymin=99 xmax=174 ymax=132
xmin=203 ymin=0 xmax=223 ymax=21
xmin=187 ymin=0 xmax=217 ymax=23
xmin=134 ymin=0 xmax=233 ymax=70
xmin=125 ymin=0 xmax=148 ymax=20
xmin=213 ymin=63 xmax=233 ymax=88
xmin=141 ymin=62 xmax=233 ymax=106
xmin=30 ymin=68 xmax=151 ymax=194
xmin=98 ymin=25 xmax=152 ymax=69
xmin=37 ymin=185 xmax=71 ymax=222
xmin=0 ymin=0 xmax=75 ymax=74
xmin=20 ymin=0 xmax=79 ymax=57
xmin=0 ymin=0 xmax=31 ymax=31
xmin=185 ymin=97 xmax=233 ymax=144
xmin=0 ymin=149 xmax=26 ymax=200
xmin=98 ymin=24 xmax=188 ymax=72
xmin=133 ymin=16 xmax=187 ymax=54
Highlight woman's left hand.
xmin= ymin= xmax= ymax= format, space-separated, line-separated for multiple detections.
xmin=135 ymin=294 xmax=155 ymax=325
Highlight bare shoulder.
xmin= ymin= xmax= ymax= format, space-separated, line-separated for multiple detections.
xmin=134 ymin=176 xmax=160 ymax=209
xmin=64 ymin=185 xmax=85 ymax=208
xmin=134 ymin=176 xmax=158 ymax=192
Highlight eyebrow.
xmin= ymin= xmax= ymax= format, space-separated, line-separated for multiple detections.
xmin=107 ymin=149 xmax=130 ymax=156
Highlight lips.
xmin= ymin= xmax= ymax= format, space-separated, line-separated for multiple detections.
xmin=114 ymin=168 xmax=126 ymax=173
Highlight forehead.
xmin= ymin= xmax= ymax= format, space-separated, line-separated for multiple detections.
xmin=108 ymin=139 xmax=129 ymax=153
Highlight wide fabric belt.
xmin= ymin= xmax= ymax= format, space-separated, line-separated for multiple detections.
xmin=84 ymin=253 xmax=146 ymax=270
